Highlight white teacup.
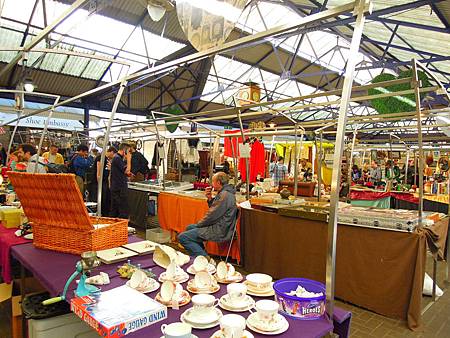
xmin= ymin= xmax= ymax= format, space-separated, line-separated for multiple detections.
xmin=166 ymin=260 xmax=177 ymax=280
xmin=246 ymin=273 xmax=272 ymax=291
xmin=194 ymin=271 xmax=213 ymax=289
xmin=191 ymin=294 xmax=219 ymax=318
xmin=254 ymin=299 xmax=279 ymax=324
xmin=220 ymin=314 xmax=246 ymax=338
xmin=217 ymin=262 xmax=236 ymax=280
xmin=161 ymin=322 xmax=192 ymax=338
xmin=129 ymin=269 xmax=146 ymax=289
xmin=226 ymin=283 xmax=247 ymax=306
xmin=161 ymin=281 xmax=183 ymax=303
xmin=193 ymin=255 xmax=209 ymax=272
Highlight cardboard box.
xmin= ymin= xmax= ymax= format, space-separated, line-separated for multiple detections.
xmin=71 ymin=286 xmax=167 ymax=337
xmin=0 ymin=277 xmax=46 ymax=338
xmin=0 ymin=207 xmax=23 ymax=228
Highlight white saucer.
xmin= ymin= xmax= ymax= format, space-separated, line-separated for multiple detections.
xmin=246 ymin=313 xmax=289 ymax=335
xmin=187 ymin=263 xmax=216 ymax=275
xmin=244 ymin=281 xmax=275 ymax=297
xmin=183 ymin=307 xmax=222 ymax=325
xmin=214 ymin=272 xmax=244 ymax=284
xmin=219 ymin=295 xmax=255 ymax=312
xmin=159 ymin=271 xmax=189 ymax=283
xmin=181 ymin=308 xmax=222 ymax=329
xmin=187 ymin=280 xmax=220 ymax=294
xmin=210 ymin=329 xmax=254 ymax=338
xmin=125 ymin=279 xmax=160 ymax=294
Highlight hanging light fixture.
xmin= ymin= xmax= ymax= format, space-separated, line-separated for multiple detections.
xmin=23 ymin=77 xmax=34 ymax=92
xmin=145 ymin=0 xmax=174 ymax=22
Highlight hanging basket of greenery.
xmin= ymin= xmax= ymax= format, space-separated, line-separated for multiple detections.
xmin=163 ymin=104 xmax=184 ymax=133
xmin=368 ymin=70 xmax=431 ymax=114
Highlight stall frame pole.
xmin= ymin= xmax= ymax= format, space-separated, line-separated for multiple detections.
xmin=412 ymin=60 xmax=424 ymax=228
xmin=347 ymin=129 xmax=358 ymax=195
xmin=237 ymin=109 xmax=250 ymax=200
xmin=34 ymin=96 xmax=61 ymax=173
xmin=151 ymin=111 xmax=166 ymax=190
xmin=293 ymin=125 xmax=299 ymax=197
xmin=318 ymin=132 xmax=323 ymax=201
xmin=325 ymin=0 xmax=370 ymax=319
xmin=96 ymin=81 xmax=127 ymax=217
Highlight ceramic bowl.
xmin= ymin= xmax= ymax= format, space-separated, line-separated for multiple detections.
xmin=246 ymin=273 xmax=272 ymax=291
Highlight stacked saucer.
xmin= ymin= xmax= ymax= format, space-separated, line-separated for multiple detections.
xmin=187 ymin=271 xmax=220 ymax=294
xmin=246 ymin=300 xmax=289 ymax=335
xmin=181 ymin=294 xmax=222 ymax=329
xmin=244 ymin=273 xmax=274 ymax=297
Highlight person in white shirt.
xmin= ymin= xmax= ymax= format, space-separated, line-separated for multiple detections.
xmin=22 ymin=144 xmax=47 ymax=174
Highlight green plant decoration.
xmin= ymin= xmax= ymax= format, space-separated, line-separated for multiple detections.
xmin=368 ymin=70 xmax=431 ymax=114
xmin=163 ymin=104 xmax=184 ymax=133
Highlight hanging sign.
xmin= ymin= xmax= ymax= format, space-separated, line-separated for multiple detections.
xmin=0 ymin=113 xmax=83 ymax=131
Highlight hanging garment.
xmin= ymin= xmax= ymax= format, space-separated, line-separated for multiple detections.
xmin=167 ymin=139 xmax=177 ymax=169
xmin=224 ymin=130 xmax=243 ymax=157
xmin=239 ymin=140 xmax=266 ymax=183
xmin=151 ymin=141 xmax=164 ymax=167
xmin=198 ymin=150 xmax=210 ymax=176
xmin=212 ymin=136 xmax=221 ymax=167
xmin=180 ymin=139 xmax=200 ymax=164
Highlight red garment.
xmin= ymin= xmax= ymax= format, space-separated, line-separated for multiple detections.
xmin=239 ymin=140 xmax=266 ymax=183
xmin=224 ymin=130 xmax=243 ymax=157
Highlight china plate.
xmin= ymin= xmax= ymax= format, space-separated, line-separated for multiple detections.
xmin=214 ymin=272 xmax=244 ymax=284
xmin=246 ymin=313 xmax=289 ymax=335
xmin=122 ymin=240 xmax=157 ymax=255
xmin=96 ymin=247 xmax=137 ymax=264
xmin=187 ymin=280 xmax=220 ymax=294
xmin=219 ymin=295 xmax=255 ymax=312
xmin=125 ymin=279 xmax=160 ymax=294
xmin=181 ymin=308 xmax=222 ymax=329
xmin=155 ymin=290 xmax=191 ymax=307
xmin=244 ymin=281 xmax=275 ymax=297
xmin=187 ymin=263 xmax=216 ymax=275
xmin=158 ymin=271 xmax=190 ymax=284
xmin=161 ymin=336 xmax=198 ymax=338
xmin=210 ymin=329 xmax=254 ymax=338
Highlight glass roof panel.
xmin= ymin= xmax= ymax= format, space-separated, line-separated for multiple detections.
xmin=1 ymin=0 xmax=186 ymax=80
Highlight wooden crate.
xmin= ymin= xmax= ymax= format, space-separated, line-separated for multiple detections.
xmin=8 ymin=172 xmax=128 ymax=254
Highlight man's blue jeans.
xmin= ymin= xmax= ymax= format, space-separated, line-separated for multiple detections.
xmin=178 ymin=224 xmax=207 ymax=257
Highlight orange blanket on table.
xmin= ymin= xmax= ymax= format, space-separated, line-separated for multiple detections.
xmin=158 ymin=192 xmax=241 ymax=262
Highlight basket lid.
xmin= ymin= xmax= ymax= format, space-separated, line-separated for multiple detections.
xmin=8 ymin=172 xmax=93 ymax=230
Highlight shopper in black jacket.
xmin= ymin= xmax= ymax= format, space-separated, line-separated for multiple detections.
xmin=110 ymin=143 xmax=131 ymax=219
xmin=130 ymin=143 xmax=149 ymax=182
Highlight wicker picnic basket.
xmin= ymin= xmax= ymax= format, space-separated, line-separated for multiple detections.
xmin=8 ymin=172 xmax=128 ymax=254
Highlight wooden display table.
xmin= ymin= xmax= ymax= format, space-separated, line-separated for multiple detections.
xmin=240 ymin=208 xmax=448 ymax=330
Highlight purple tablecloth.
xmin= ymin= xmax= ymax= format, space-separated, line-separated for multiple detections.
xmin=11 ymin=240 xmax=351 ymax=338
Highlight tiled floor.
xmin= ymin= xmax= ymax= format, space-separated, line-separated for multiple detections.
xmin=1 ymin=238 xmax=449 ymax=338
xmin=335 ymin=252 xmax=450 ymax=338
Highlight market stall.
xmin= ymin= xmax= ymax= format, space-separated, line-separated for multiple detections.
xmin=157 ymin=191 xmax=241 ymax=262
xmin=10 ymin=242 xmax=352 ymax=338
xmin=240 ymin=207 xmax=449 ymax=329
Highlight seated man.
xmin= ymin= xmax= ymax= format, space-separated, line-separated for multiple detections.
xmin=178 ymin=172 xmax=237 ymax=257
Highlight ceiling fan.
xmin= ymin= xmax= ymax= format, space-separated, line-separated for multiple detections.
xmin=139 ymin=0 xmax=175 ymax=22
